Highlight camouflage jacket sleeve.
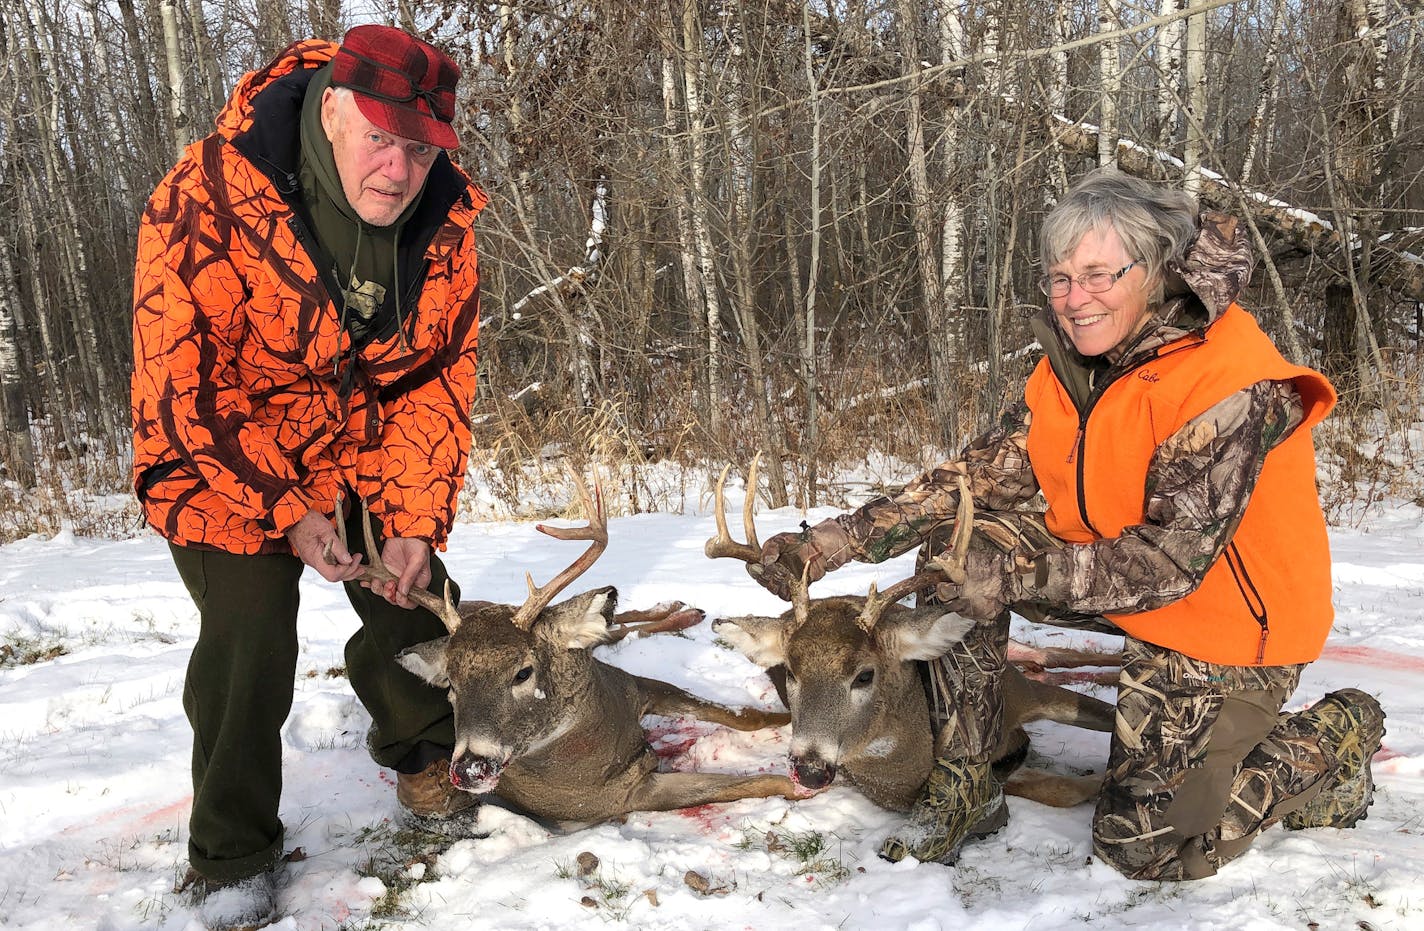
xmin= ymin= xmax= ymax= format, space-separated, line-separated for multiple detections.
xmin=820 ymin=400 xmax=1041 ymax=566
xmin=1024 ymin=380 xmax=1306 ymax=614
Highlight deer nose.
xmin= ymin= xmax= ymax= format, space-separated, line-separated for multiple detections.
xmin=451 ymin=753 xmax=507 ymax=794
xmin=791 ymin=757 xmax=837 ymax=790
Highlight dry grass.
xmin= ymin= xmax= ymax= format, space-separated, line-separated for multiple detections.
xmin=0 ymin=350 xmax=1418 ymax=542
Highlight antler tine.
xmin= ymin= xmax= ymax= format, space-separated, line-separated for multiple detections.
xmin=703 ymin=462 xmax=762 ymax=563
xmin=929 ymin=474 xmax=975 ymax=584
xmin=856 ymin=569 xmax=948 ymax=632
xmin=743 ymin=452 xmax=762 ymax=551
xmin=336 ymin=494 xmax=463 ymax=634
xmin=789 ymin=559 xmax=812 ymax=629
xmin=511 ymin=463 xmax=609 ymax=630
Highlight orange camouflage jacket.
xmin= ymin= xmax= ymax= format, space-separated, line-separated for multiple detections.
xmin=131 ymin=40 xmax=487 ymax=554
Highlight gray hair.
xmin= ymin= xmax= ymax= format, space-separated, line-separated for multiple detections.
xmin=1040 ymin=168 xmax=1198 ymax=303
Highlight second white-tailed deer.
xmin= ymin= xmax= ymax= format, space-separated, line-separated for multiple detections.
xmin=348 ymin=472 xmax=803 ymax=825
xmin=706 ymin=461 xmax=1117 ymax=813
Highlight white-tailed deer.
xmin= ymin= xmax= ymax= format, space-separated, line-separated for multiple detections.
xmin=707 ymin=460 xmax=1117 ymax=813
xmin=351 ymin=471 xmax=802 ymax=825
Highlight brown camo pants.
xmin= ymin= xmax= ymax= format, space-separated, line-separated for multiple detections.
xmin=919 ymin=514 xmax=1334 ymax=880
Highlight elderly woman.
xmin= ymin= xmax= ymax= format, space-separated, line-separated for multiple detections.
xmin=753 ymin=169 xmax=1384 ymax=880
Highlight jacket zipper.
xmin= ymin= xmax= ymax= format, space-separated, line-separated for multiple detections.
xmin=1055 ymin=333 xmax=1208 ymax=539
xmin=1223 ymin=542 xmax=1270 ymax=663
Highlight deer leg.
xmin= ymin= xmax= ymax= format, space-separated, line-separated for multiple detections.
xmin=627 ymin=772 xmax=801 ymax=812
xmin=1008 ymin=639 xmax=1123 ymax=671
xmin=1015 ymin=675 xmax=1116 ymax=732
xmin=606 ymin=605 xmax=705 ymax=643
xmin=634 ymin=675 xmax=791 ymax=730
xmin=1004 ymin=767 xmax=1103 ymax=808
xmin=1027 ymin=668 xmax=1122 ymax=688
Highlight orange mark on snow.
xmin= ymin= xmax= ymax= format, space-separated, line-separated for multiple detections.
xmin=1319 ymin=645 xmax=1424 ymax=674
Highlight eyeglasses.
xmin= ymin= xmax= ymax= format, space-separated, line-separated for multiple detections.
xmin=1038 ymin=262 xmax=1136 ymax=298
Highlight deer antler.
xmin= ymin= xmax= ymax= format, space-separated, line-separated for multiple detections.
xmin=705 ymin=455 xmax=812 ymax=629
xmin=335 ymin=493 xmax=463 ymax=634
xmin=857 ymin=474 xmax=976 ymax=632
xmin=856 ymin=570 xmax=948 ymax=632
xmin=510 ymin=463 xmax=609 ymax=630
xmin=929 ymin=474 xmax=975 ymax=584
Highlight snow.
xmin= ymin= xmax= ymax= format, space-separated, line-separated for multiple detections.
xmin=1 ymin=491 xmax=1422 ymax=930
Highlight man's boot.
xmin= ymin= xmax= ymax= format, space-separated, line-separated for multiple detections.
xmin=879 ymin=756 xmax=1007 ymax=864
xmin=1282 ymin=688 xmax=1386 ymax=830
xmin=396 ymin=758 xmax=486 ymax=838
xmin=181 ymin=865 xmax=281 ymax=931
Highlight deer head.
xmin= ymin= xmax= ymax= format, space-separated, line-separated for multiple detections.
xmin=707 ymin=460 xmax=977 ymax=792
xmin=393 ymin=466 xmax=619 ymax=794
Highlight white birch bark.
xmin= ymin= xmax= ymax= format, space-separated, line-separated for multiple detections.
xmin=1239 ymin=0 xmax=1286 ymax=184
xmin=1097 ymin=0 xmax=1120 ymax=167
xmin=1047 ymin=0 xmax=1070 ymax=194
xmin=1182 ymin=0 xmax=1209 ymax=196
xmin=159 ymin=0 xmax=189 ymax=158
xmin=680 ymin=0 xmax=725 ymax=436
xmin=1155 ymin=0 xmax=1185 ymax=151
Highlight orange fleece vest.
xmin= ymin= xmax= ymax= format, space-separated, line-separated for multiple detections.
xmin=1025 ymin=304 xmax=1337 ymax=665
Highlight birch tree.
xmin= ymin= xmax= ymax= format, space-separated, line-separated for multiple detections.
xmin=1097 ymin=0 xmax=1121 ymax=167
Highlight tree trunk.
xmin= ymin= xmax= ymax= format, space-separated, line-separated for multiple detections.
xmin=722 ymin=6 xmax=788 ymax=507
xmin=1238 ymin=0 xmax=1285 ymax=185
xmin=187 ymin=0 xmax=226 ymax=108
xmin=1097 ymin=0 xmax=1120 ymax=168
xmin=660 ymin=49 xmax=711 ymax=432
xmin=159 ymin=0 xmax=190 ymax=158
xmin=679 ymin=0 xmax=726 ymax=438
xmin=0 ymin=210 xmax=35 ymax=489
xmin=1182 ymin=0 xmax=1208 ymax=195
xmin=800 ymin=1 xmax=823 ymax=507
xmin=1155 ymin=0 xmax=1185 ymax=152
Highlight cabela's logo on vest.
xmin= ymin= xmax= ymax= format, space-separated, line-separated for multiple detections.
xmin=1137 ymin=369 xmax=1161 ymax=384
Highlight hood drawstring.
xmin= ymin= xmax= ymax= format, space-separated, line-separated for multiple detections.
xmin=393 ymin=235 xmax=410 ymax=352
xmin=332 ymin=221 xmax=365 ymax=381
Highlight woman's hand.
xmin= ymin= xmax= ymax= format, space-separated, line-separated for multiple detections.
xmin=749 ymin=520 xmax=857 ymax=600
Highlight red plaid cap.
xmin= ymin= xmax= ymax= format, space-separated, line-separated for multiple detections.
xmin=332 ymin=24 xmax=460 ymax=149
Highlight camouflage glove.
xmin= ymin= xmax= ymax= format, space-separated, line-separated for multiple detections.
xmin=749 ymin=519 xmax=855 ymax=600
xmin=934 ymin=547 xmax=1045 ymax=621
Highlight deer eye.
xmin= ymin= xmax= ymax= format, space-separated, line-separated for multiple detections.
xmin=513 ymin=666 xmax=534 ymax=685
xmin=852 ymin=669 xmax=875 ymax=688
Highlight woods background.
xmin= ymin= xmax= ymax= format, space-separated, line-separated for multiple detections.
xmin=0 ymin=0 xmax=1420 ymax=538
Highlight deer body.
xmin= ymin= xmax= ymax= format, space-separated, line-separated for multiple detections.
xmin=343 ymin=471 xmax=798 ymax=826
xmin=714 ymin=596 xmax=1115 ymax=812
xmin=395 ymin=587 xmax=799 ymax=825
xmin=705 ymin=458 xmax=1115 ymax=816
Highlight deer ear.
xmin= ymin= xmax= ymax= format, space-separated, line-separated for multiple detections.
xmin=543 ymin=585 xmax=619 ymax=650
xmin=712 ymin=615 xmax=789 ymax=668
xmin=396 ymin=636 xmax=452 ymax=687
xmin=878 ymin=610 xmax=975 ymax=662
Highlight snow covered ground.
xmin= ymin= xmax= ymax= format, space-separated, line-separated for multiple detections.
xmin=1 ymin=482 xmax=1421 ymax=931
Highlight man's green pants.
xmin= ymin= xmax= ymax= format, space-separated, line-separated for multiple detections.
xmin=170 ymin=509 xmax=459 ymax=883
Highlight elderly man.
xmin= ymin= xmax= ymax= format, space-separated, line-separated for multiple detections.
xmin=132 ymin=24 xmax=484 ymax=928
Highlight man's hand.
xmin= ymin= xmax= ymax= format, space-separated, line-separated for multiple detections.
xmin=286 ymin=509 xmax=366 ymax=583
xmin=368 ymin=536 xmax=432 ymax=609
